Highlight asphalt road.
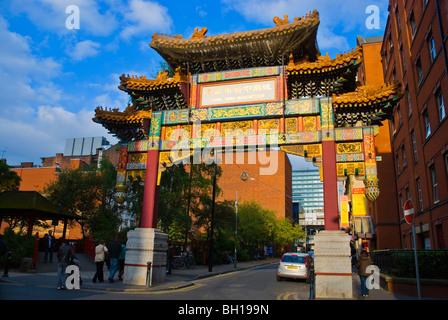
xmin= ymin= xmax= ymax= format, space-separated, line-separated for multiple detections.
xmin=0 ymin=264 xmax=310 ymax=301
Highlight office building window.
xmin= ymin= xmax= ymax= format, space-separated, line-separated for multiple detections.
xmin=416 ymin=178 xmax=423 ymax=211
xmin=424 ymin=110 xmax=431 ymax=138
xmin=446 ymin=153 xmax=448 ymax=176
xmin=409 ymin=11 xmax=417 ymax=37
xmin=436 ymin=89 xmax=446 ymax=121
xmin=402 ymin=145 xmax=407 ymax=167
xmin=428 ymin=34 xmax=437 ymax=63
xmin=411 ymin=130 xmax=418 ymax=163
xmin=406 ymin=87 xmax=411 ymax=116
xmin=430 ymin=165 xmax=439 ymax=203
xmin=416 ymin=58 xmax=423 ymax=85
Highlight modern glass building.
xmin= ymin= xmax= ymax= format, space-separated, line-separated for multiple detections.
xmin=292 ymin=168 xmax=324 ymax=212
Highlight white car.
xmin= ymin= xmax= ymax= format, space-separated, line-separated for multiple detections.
xmin=277 ymin=252 xmax=310 ymax=281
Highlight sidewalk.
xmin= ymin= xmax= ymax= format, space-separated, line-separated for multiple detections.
xmin=0 ymin=252 xmax=425 ymax=299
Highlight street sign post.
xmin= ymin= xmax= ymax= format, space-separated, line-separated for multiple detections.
xmin=404 ymin=199 xmax=421 ymax=299
xmin=404 ymin=200 xmax=414 ymax=225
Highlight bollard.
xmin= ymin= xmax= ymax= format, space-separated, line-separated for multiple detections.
xmin=146 ymin=262 xmax=152 ymax=287
xmin=2 ymin=251 xmax=12 ymax=278
xmin=308 ymin=258 xmax=315 ymax=300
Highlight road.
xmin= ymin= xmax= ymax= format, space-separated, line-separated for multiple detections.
xmin=0 ymin=264 xmax=310 ymax=301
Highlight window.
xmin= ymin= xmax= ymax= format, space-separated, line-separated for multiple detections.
xmin=395 ymin=8 xmax=401 ymax=32
xmin=402 ymin=145 xmax=407 ymax=166
xmin=409 ymin=11 xmax=417 ymax=37
xmin=436 ymin=89 xmax=446 ymax=121
xmin=396 ymin=153 xmax=400 ymax=172
xmin=446 ymin=153 xmax=448 ymax=176
xmin=428 ymin=34 xmax=437 ymax=63
xmin=411 ymin=130 xmax=418 ymax=163
xmin=424 ymin=110 xmax=431 ymax=138
xmin=416 ymin=58 xmax=423 ymax=85
xmin=416 ymin=178 xmax=423 ymax=210
xmin=406 ymin=87 xmax=412 ymax=116
xmin=430 ymin=165 xmax=439 ymax=203
xmin=401 ymin=48 xmax=407 ymax=73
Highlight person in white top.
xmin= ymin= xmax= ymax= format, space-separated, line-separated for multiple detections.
xmin=92 ymin=240 xmax=108 ymax=283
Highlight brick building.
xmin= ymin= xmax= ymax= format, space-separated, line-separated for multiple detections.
xmin=382 ymin=0 xmax=448 ymax=249
xmin=357 ymin=35 xmax=401 ymax=250
xmin=217 ymin=150 xmax=292 ymax=221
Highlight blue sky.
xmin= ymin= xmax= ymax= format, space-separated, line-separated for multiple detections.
xmin=0 ymin=0 xmax=387 ymax=167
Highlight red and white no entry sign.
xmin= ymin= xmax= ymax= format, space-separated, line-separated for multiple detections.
xmin=404 ymin=199 xmax=414 ymax=225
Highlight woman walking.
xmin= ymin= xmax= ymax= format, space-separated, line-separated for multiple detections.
xmin=92 ymin=240 xmax=108 ymax=283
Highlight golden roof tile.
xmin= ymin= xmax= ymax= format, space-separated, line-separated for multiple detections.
xmin=93 ymin=104 xmax=152 ymax=123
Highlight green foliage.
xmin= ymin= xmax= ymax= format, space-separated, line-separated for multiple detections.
xmin=44 ymin=158 xmax=120 ymax=240
xmin=158 ymin=161 xmax=222 ymax=241
xmin=0 ymin=161 xmax=21 ymax=191
xmin=237 ymin=201 xmax=275 ymax=246
xmin=0 ymin=228 xmax=35 ymax=267
xmin=273 ymin=217 xmax=305 ymax=249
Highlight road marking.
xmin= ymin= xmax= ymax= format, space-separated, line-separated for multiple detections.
xmin=276 ymin=292 xmax=295 ymax=300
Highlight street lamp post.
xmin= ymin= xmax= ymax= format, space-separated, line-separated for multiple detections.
xmin=234 ymin=190 xmax=238 ymax=269
xmin=208 ymin=152 xmax=217 ymax=273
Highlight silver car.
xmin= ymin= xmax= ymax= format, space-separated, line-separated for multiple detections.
xmin=277 ymin=252 xmax=310 ymax=281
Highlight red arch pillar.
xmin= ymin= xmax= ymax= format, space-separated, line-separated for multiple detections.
xmin=141 ymin=148 xmax=160 ymax=228
xmin=321 ymin=98 xmax=339 ymax=230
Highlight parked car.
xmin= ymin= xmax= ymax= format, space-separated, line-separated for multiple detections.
xmin=277 ymin=252 xmax=310 ymax=281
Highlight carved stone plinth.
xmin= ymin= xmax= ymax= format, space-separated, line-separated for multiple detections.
xmin=314 ymin=230 xmax=353 ymax=299
xmin=123 ymin=228 xmax=168 ymax=286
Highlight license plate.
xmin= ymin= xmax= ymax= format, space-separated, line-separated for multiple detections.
xmin=286 ymin=266 xmax=298 ymax=269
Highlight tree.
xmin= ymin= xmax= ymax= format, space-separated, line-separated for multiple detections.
xmin=237 ymin=201 xmax=275 ymax=247
xmin=0 ymin=161 xmax=21 ymax=191
xmin=44 ymin=158 xmax=120 ymax=240
xmin=157 ymin=161 xmax=222 ymax=242
xmin=273 ymin=218 xmax=305 ymax=253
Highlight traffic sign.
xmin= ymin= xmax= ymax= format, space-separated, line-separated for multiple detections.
xmin=403 ymin=200 xmax=414 ymax=225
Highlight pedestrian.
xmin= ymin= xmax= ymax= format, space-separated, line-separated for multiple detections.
xmin=350 ymin=241 xmax=357 ymax=267
xmin=166 ymin=242 xmax=175 ymax=275
xmin=118 ymin=242 xmax=127 ymax=280
xmin=92 ymin=240 xmax=108 ymax=283
xmin=356 ymin=249 xmax=373 ymax=298
xmin=56 ymin=238 xmax=74 ymax=290
xmin=107 ymin=237 xmax=122 ymax=282
xmin=43 ymin=231 xmax=56 ymax=263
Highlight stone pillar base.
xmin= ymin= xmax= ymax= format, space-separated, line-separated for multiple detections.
xmin=314 ymin=230 xmax=353 ymax=299
xmin=123 ymin=228 xmax=168 ymax=286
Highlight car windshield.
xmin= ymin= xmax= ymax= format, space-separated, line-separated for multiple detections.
xmin=281 ymin=255 xmax=306 ymax=263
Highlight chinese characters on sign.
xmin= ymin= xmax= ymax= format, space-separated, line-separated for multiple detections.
xmin=200 ymin=78 xmax=278 ymax=107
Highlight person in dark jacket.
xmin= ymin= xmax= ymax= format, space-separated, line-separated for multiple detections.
xmin=43 ymin=231 xmax=56 ymax=263
xmin=56 ymin=239 xmax=74 ymax=289
xmin=107 ymin=237 xmax=122 ymax=282
xmin=356 ymin=249 xmax=373 ymax=298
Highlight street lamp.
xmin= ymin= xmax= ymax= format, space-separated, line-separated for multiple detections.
xmin=208 ymin=150 xmax=217 ymax=272
xmin=234 ymin=191 xmax=238 ymax=269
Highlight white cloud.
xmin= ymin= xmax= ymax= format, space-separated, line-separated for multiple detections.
xmin=0 ymin=14 xmax=118 ymax=165
xmin=9 ymin=0 xmax=119 ymax=37
xmin=220 ymin=0 xmax=387 ymax=52
xmin=66 ymin=40 xmax=101 ymax=61
xmin=120 ymin=0 xmax=172 ymax=40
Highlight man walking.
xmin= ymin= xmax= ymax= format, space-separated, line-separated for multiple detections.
xmin=107 ymin=237 xmax=122 ymax=282
xmin=43 ymin=231 xmax=56 ymax=263
xmin=56 ymin=239 xmax=74 ymax=290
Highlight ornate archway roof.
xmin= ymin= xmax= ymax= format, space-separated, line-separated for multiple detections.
xmin=286 ymin=46 xmax=363 ymax=75
xmin=150 ymin=10 xmax=320 ymax=74
xmin=118 ymin=66 xmax=189 ymax=93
